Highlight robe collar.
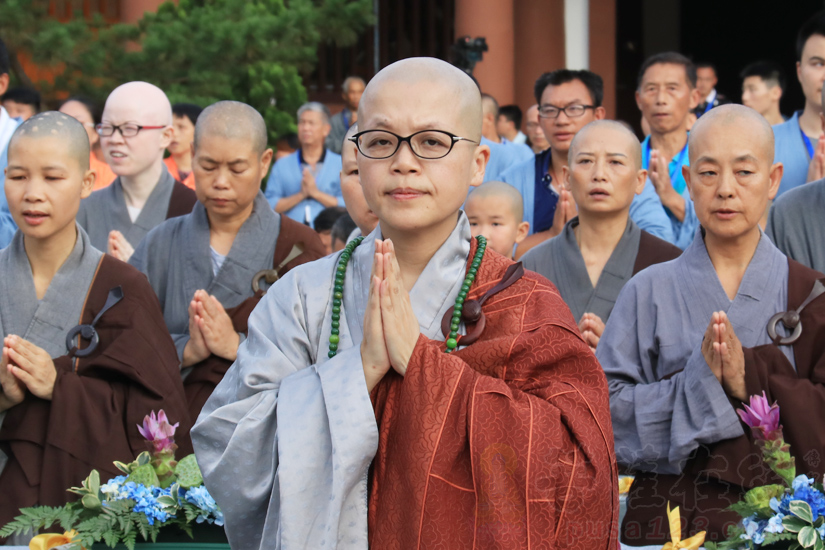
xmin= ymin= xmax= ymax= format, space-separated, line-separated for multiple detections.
xmin=108 ymin=164 xmax=176 ymax=245
xmin=344 ymin=212 xmax=472 ymax=344
xmin=679 ymin=227 xmax=790 ymax=348
xmin=0 ymin=224 xmax=103 ymax=358
xmin=180 ymin=191 xmax=281 ymax=308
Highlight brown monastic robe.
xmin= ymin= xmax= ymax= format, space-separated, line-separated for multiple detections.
xmin=0 ymin=256 xmax=192 ymax=530
xmin=622 ymin=259 xmax=825 ymax=545
xmin=368 ymin=241 xmax=619 ymax=550
xmin=183 ymin=216 xmax=325 ymax=419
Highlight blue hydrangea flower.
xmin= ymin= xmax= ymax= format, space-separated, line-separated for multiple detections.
xmin=185 ymin=485 xmax=223 ymax=526
xmin=793 ymin=475 xmax=816 ymax=492
xmin=740 ymin=515 xmax=767 ymax=545
xmin=765 ymin=513 xmax=784 ymax=534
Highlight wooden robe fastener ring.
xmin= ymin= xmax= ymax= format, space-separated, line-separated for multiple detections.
xmin=252 ymin=243 xmax=305 ymax=293
xmin=66 ymin=286 xmax=124 ymax=358
xmin=440 ymin=262 xmax=525 ymax=346
xmin=767 ymin=279 xmax=825 ymax=345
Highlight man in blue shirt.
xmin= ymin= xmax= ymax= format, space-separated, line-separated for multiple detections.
xmin=774 ymin=10 xmax=825 ymax=196
xmin=480 ymin=93 xmax=532 ymax=181
xmin=265 ymin=102 xmax=344 ymax=227
xmin=636 ymin=52 xmax=701 ymax=249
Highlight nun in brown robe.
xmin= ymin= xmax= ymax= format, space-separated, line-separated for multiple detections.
xmin=0 ymin=112 xmax=191 ymax=533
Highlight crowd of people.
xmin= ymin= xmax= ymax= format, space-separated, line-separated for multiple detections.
xmin=1 ymin=8 xmax=825 ymax=550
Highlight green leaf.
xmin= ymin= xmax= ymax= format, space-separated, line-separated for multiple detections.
xmin=800 ymin=526 xmax=818 ymax=547
xmin=786 ymin=515 xmax=809 ymax=533
xmin=792 ymin=500 xmax=815 ymax=524
xmin=814 ymin=533 xmax=824 ymax=550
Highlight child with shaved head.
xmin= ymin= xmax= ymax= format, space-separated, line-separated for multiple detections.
xmin=0 ymin=112 xmax=191 ymax=532
xmin=465 ymin=181 xmax=529 ymax=258
xmin=76 ymin=81 xmax=197 ymax=262
xmin=522 ymin=120 xmax=681 ymax=351
xmin=130 ymin=101 xmax=324 ymax=419
xmin=599 ymin=104 xmax=825 ymax=543
xmin=193 ymin=57 xmax=617 ymax=550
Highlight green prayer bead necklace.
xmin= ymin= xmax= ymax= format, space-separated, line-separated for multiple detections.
xmin=328 ymin=235 xmax=487 ymax=358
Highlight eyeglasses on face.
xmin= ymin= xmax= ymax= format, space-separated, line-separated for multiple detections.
xmin=96 ymin=123 xmax=166 ymax=138
xmin=348 ymin=129 xmax=478 ymax=160
xmin=538 ymin=104 xmax=595 ymax=119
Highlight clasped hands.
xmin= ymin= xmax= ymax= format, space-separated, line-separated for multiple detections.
xmin=108 ymin=230 xmax=135 ymax=262
xmin=182 ymin=290 xmax=240 ymax=366
xmin=300 ymin=168 xmax=320 ymax=200
xmin=649 ymin=149 xmax=686 ymax=222
xmin=701 ymin=311 xmax=747 ymax=401
xmin=578 ymin=312 xmax=605 ymax=352
xmin=0 ymin=335 xmax=57 ymax=411
xmin=361 ymin=239 xmax=421 ymax=392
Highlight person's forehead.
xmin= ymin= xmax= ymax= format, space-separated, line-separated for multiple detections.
xmin=10 ymin=135 xmax=81 ymax=166
xmin=692 ymin=124 xmax=769 ymax=161
xmin=577 ymin=128 xmax=632 ymax=150
xmin=542 ymin=80 xmax=592 ymax=104
xmin=196 ymin=132 xmax=257 ymax=156
xmin=60 ymin=102 xmax=93 ymax=123
xmin=361 ymin=80 xmax=465 ymax=129
xmin=467 ymin=193 xmax=517 ymax=215
xmin=348 ymin=81 xmax=365 ymax=92
xmin=299 ymin=110 xmax=324 ymax=121
xmin=697 ymin=67 xmax=716 ymax=77
xmin=641 ymin=63 xmax=690 ymax=85
xmin=743 ymin=76 xmax=768 ymax=88
xmin=102 ymin=98 xmax=156 ymax=122
xmin=802 ymin=33 xmax=825 ymax=59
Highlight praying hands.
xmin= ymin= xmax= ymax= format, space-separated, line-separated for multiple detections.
xmin=648 ymin=149 xmax=686 ymax=222
xmin=361 ymin=239 xmax=421 ymax=392
xmin=3 ymin=335 xmax=57 ymax=402
xmin=578 ymin=312 xmax=605 ymax=352
xmin=182 ymin=290 xmax=240 ymax=366
xmin=108 ymin=230 xmax=135 ymax=262
xmin=701 ymin=311 xmax=746 ymax=401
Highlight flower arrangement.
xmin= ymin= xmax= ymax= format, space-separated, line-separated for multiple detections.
xmin=0 ymin=410 xmax=223 ymax=550
xmin=704 ymin=393 xmax=825 ymax=550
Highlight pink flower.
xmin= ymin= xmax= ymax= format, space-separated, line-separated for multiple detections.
xmin=737 ymin=392 xmax=782 ymax=441
xmin=137 ymin=410 xmax=179 ymax=453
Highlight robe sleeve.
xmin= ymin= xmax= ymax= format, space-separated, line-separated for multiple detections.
xmin=629 ymin=179 xmax=675 ymax=244
xmin=191 ymin=274 xmax=378 ymax=550
xmin=381 ymin=324 xmax=617 ymax=547
xmin=741 ymin=341 xmax=825 ymax=472
xmin=597 ymin=279 xmax=743 ymax=474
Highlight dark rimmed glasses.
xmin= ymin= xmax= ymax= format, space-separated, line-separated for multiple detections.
xmin=538 ymin=104 xmax=596 ymax=119
xmin=349 ymin=129 xmax=478 ymax=160
xmin=96 ymin=123 xmax=167 ymax=138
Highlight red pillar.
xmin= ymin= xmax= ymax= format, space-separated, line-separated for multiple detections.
xmin=455 ymin=0 xmax=516 ymax=106
xmin=119 ymin=0 xmax=168 ymax=23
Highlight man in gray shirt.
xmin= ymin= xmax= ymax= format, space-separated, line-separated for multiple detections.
xmin=324 ymin=76 xmax=365 ymax=154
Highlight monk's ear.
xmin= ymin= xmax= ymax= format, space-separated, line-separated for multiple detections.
xmin=634 ymin=169 xmax=648 ymax=195
xmin=561 ymin=164 xmax=571 ymax=189
xmin=80 ymin=168 xmax=96 ymax=199
xmin=515 ymin=221 xmax=530 ymax=244
xmin=260 ymin=148 xmax=274 ymax=176
xmin=160 ymin=125 xmax=173 ymax=150
xmin=682 ymin=164 xmax=693 ymax=197
xmin=470 ymin=143 xmax=490 ymax=188
xmin=594 ymin=106 xmax=606 ymax=120
xmin=767 ymin=162 xmax=783 ymax=201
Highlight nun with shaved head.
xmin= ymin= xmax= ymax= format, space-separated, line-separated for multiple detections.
xmin=192 ymin=57 xmax=618 ymax=550
xmin=129 ymin=100 xmax=325 ymax=420
xmin=598 ymin=104 xmax=825 ymax=545
xmin=0 ymin=112 xmax=192 ymax=535
xmin=76 ymin=81 xmax=198 ymax=262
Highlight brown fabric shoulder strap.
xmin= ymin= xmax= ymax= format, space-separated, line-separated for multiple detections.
xmin=633 ymin=230 xmax=682 ymax=275
xmin=165 ymin=181 xmax=198 ymax=219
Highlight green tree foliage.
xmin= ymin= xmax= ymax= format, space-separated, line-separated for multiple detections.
xmin=0 ymin=0 xmax=374 ymax=143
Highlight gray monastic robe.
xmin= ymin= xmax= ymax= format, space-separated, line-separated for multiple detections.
xmin=767 ymin=177 xmax=825 ymax=274
xmin=0 ymin=225 xmax=103 ymax=476
xmin=191 ymin=215 xmax=471 ymax=550
xmin=130 ymin=191 xmax=280 ymax=360
xmin=522 ymin=217 xmax=643 ymax=322
xmin=77 ymin=165 xmax=183 ymax=251
xmin=597 ymin=229 xmax=794 ymax=474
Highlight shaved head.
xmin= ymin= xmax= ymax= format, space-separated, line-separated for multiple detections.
xmin=358 ymin=57 xmax=483 ymax=140
xmin=9 ymin=111 xmax=90 ymax=170
xmin=689 ymin=103 xmax=775 ymax=163
xmin=104 ymin=81 xmax=172 ymax=126
xmin=467 ymin=181 xmax=524 ymax=221
xmin=569 ymin=120 xmax=642 ymax=168
xmin=195 ymin=100 xmax=268 ymax=155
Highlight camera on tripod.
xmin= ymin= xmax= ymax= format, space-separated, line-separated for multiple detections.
xmin=451 ymin=36 xmax=488 ymax=75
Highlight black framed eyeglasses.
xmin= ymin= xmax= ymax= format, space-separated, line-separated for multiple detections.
xmin=538 ymin=104 xmax=595 ymax=119
xmin=349 ymin=129 xmax=478 ymax=160
xmin=96 ymin=123 xmax=167 ymax=138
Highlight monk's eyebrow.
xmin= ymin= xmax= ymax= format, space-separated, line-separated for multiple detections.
xmin=606 ymin=152 xmax=628 ymax=158
xmin=733 ymin=154 xmax=760 ymax=163
xmin=694 ymin=155 xmax=719 ymax=165
xmin=809 ymin=56 xmax=825 ymax=64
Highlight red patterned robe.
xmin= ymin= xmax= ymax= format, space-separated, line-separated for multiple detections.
xmin=368 ymin=242 xmax=619 ymax=549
